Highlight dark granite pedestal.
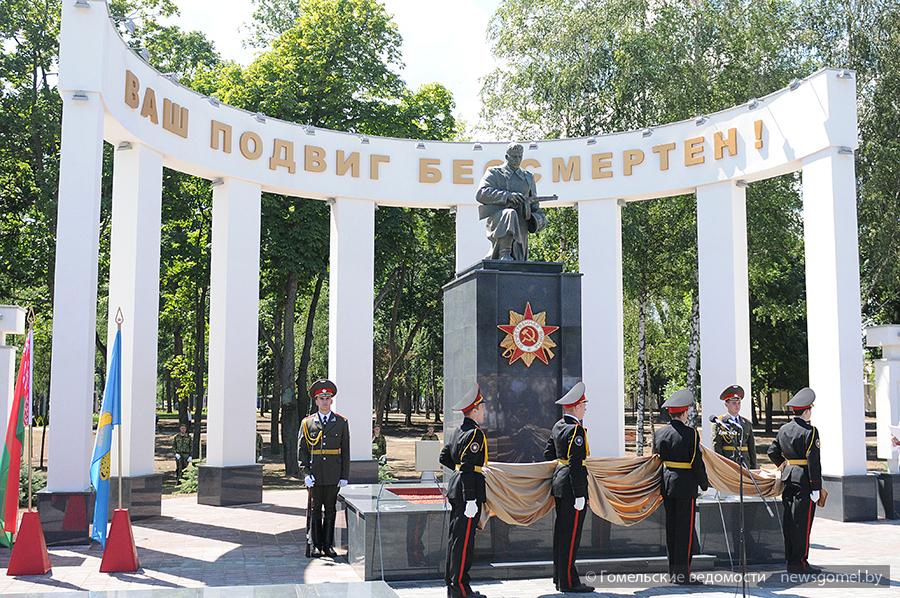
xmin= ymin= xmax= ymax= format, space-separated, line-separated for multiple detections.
xmin=36 ymin=489 xmax=94 ymax=546
xmin=341 ymin=483 xmax=783 ymax=581
xmin=443 ymin=260 xmax=581 ymax=462
xmin=876 ymin=472 xmax=900 ymax=519
xmin=198 ymin=464 xmax=262 ymax=506
xmin=350 ymin=459 xmax=379 ymax=484
xmin=819 ymin=473 xmax=879 ymax=521
xmin=104 ymin=474 xmax=163 ymax=520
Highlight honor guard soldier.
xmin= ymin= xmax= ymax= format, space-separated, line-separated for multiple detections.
xmin=542 ymin=381 xmax=594 ymax=593
xmin=298 ymin=379 xmax=350 ymax=558
xmin=713 ymin=385 xmax=757 ymax=469
xmin=439 ymin=385 xmax=489 ymax=598
xmin=767 ymin=387 xmax=822 ymax=573
xmin=654 ymin=389 xmax=709 ymax=585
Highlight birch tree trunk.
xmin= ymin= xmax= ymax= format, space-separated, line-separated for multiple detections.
xmin=685 ymin=288 xmax=701 ymax=426
xmin=636 ymin=300 xmax=648 ymax=456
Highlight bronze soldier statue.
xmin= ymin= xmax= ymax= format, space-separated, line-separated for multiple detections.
xmin=767 ymin=388 xmax=823 ymax=573
xmin=543 ymin=381 xmax=594 ymax=593
xmin=654 ymin=389 xmax=709 ymax=585
xmin=712 ymin=385 xmax=757 ymax=468
xmin=476 ymin=142 xmax=547 ymax=261
xmin=298 ymin=378 xmax=350 ymax=559
xmin=439 ymin=385 xmax=489 ymax=598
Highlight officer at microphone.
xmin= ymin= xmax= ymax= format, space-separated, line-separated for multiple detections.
xmin=711 ymin=385 xmax=757 ymax=468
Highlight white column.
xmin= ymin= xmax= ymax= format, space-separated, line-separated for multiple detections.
xmin=454 ymin=204 xmax=489 ymax=273
xmin=802 ymin=148 xmax=866 ymax=476
xmin=206 ymin=178 xmax=262 ymax=468
xmin=866 ymin=326 xmax=900 ymax=474
xmin=697 ymin=180 xmax=752 ymax=444
xmin=0 ymin=345 xmax=13 ymax=443
xmin=47 ymin=93 xmax=105 ymax=492
xmin=578 ymin=199 xmax=625 ymax=456
xmin=107 ymin=143 xmax=163 ymax=477
xmin=329 ymin=197 xmax=375 ymax=463
xmin=0 ymin=306 xmax=26 ymax=443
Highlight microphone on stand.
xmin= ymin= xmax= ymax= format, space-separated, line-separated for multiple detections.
xmin=708 ymin=415 xmax=741 ymax=430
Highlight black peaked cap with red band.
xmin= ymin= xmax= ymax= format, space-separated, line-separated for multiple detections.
xmin=309 ymin=378 xmax=337 ymax=399
xmin=719 ymin=385 xmax=745 ymax=401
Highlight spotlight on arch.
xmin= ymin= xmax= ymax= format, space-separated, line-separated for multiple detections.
xmin=641 ymin=128 xmax=652 ymax=138
xmin=528 ymin=142 xmax=538 ymax=150
xmin=416 ymin=142 xmax=426 ymax=150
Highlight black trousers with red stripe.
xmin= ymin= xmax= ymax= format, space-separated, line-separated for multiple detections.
xmin=782 ymin=484 xmax=816 ymax=570
xmin=445 ymin=497 xmax=482 ymax=596
xmin=552 ymin=491 xmax=587 ymax=590
xmin=663 ymin=496 xmax=698 ymax=580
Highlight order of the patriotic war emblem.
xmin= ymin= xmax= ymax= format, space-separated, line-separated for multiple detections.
xmin=497 ymin=301 xmax=559 ymax=367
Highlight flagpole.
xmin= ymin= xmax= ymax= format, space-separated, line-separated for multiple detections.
xmin=26 ymin=309 xmax=34 ymax=512
xmin=116 ymin=307 xmax=124 ymax=511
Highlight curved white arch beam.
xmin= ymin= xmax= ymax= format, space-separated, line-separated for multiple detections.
xmin=62 ymin=1 xmax=856 ymax=208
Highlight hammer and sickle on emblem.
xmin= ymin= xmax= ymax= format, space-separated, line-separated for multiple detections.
xmin=519 ymin=326 xmax=538 ymax=345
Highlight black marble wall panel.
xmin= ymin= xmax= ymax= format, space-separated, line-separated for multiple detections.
xmin=198 ymin=464 xmax=263 ymax=506
xmin=820 ymin=474 xmax=878 ymax=522
xmin=36 ymin=489 xmax=94 ymax=546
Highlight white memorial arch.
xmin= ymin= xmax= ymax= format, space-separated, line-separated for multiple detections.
xmin=45 ymin=1 xmax=868 ymax=519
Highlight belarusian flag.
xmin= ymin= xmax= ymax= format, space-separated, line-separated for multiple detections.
xmin=0 ymin=329 xmax=33 ymax=547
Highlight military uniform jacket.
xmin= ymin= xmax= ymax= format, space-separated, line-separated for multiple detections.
xmin=298 ymin=411 xmax=350 ymax=485
xmin=372 ymin=434 xmax=386 ymax=459
xmin=543 ymin=415 xmax=590 ymax=498
xmin=767 ymin=417 xmax=822 ymax=491
xmin=439 ymin=417 xmax=487 ymax=502
xmin=713 ymin=414 xmax=757 ymax=469
xmin=654 ymin=420 xmax=709 ymax=498
xmin=173 ymin=433 xmax=192 ymax=455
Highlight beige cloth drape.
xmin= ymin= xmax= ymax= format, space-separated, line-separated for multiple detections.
xmin=480 ymin=445 xmax=783 ymax=528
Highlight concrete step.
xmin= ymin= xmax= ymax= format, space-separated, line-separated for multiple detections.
xmin=471 ymin=554 xmax=717 ymax=581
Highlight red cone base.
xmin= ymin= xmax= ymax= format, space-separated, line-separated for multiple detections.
xmin=99 ymin=509 xmax=140 ymax=573
xmin=7 ymin=511 xmax=51 ymax=576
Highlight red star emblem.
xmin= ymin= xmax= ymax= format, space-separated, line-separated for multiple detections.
xmin=498 ymin=302 xmax=559 ymax=367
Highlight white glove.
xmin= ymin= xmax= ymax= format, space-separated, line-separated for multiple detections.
xmin=574 ymin=496 xmax=586 ymax=511
xmin=464 ymin=500 xmax=478 ymax=518
xmin=339 ymin=479 xmax=348 ymax=488
xmin=810 ymin=490 xmax=820 ymax=502
xmin=187 ymin=456 xmax=192 ymax=463
xmin=304 ymin=475 xmax=315 ymax=488
xmin=175 ymin=453 xmax=181 ymax=460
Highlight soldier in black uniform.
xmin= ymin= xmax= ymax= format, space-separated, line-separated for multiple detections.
xmin=654 ymin=389 xmax=709 ymax=585
xmin=542 ymin=381 xmax=594 ymax=593
xmin=298 ymin=379 xmax=350 ymax=558
xmin=439 ymin=385 xmax=489 ymax=598
xmin=767 ymin=387 xmax=822 ymax=573
xmin=713 ymin=385 xmax=757 ymax=468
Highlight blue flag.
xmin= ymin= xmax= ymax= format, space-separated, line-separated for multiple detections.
xmin=90 ymin=329 xmax=122 ymax=547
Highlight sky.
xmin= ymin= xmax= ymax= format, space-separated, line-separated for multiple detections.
xmin=163 ymin=0 xmax=501 ymax=131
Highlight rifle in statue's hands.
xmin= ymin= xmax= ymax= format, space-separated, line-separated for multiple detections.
xmin=524 ymin=195 xmax=559 ymax=221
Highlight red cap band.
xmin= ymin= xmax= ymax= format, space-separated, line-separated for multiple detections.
xmin=667 ymin=406 xmax=689 ymax=414
xmin=462 ymin=391 xmax=484 ymax=413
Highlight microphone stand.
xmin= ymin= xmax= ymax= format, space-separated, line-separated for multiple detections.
xmin=731 ymin=428 xmax=747 ymax=598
